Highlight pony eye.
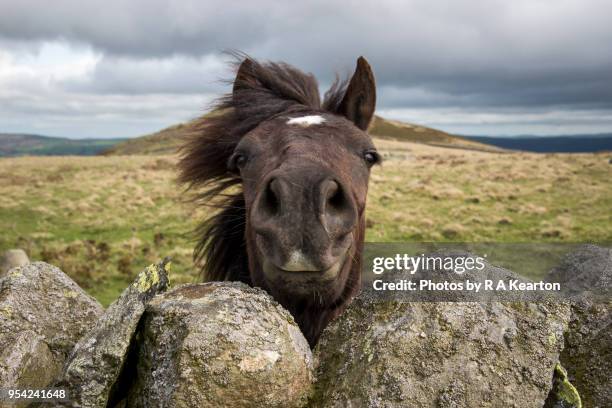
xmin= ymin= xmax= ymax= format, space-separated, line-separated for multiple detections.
xmin=235 ymin=154 xmax=247 ymax=168
xmin=228 ymin=152 xmax=248 ymax=172
xmin=363 ymin=150 xmax=380 ymax=166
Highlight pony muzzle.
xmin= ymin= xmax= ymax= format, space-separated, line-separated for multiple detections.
xmin=261 ymin=249 xmax=349 ymax=285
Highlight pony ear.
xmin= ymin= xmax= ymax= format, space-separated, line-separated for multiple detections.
xmin=336 ymin=57 xmax=376 ymax=130
xmin=233 ymin=58 xmax=257 ymax=95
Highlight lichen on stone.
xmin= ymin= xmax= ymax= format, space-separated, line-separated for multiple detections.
xmin=127 ymin=282 xmax=313 ymax=407
xmin=0 ymin=305 xmax=13 ymax=318
xmin=312 ymin=293 xmax=573 ymax=407
xmin=547 ymin=332 xmax=557 ymax=347
xmin=59 ymin=258 xmax=170 ymax=407
xmin=0 ymin=262 xmax=103 ymax=395
xmin=63 ymin=289 xmax=79 ymax=299
xmin=133 ymin=259 xmax=170 ymax=293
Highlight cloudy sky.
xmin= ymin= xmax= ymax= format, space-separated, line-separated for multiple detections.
xmin=1 ymin=0 xmax=611 ymax=138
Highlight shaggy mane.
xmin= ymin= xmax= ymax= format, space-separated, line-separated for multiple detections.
xmin=178 ymin=55 xmax=349 ymax=283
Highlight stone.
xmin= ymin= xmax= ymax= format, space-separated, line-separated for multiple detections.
xmin=0 ymin=330 xmax=60 ymax=393
xmin=127 ymin=282 xmax=314 ymax=408
xmin=0 ymin=262 xmax=102 ymax=390
xmin=546 ymin=244 xmax=611 ymax=297
xmin=0 ymin=249 xmax=29 ymax=277
xmin=559 ymin=299 xmax=611 ymax=408
xmin=58 ymin=258 xmax=170 ymax=407
xmin=311 ymin=290 xmax=571 ymax=407
xmin=547 ymin=244 xmax=612 ymax=408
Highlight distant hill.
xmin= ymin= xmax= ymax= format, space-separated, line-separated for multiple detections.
xmin=463 ymin=134 xmax=612 ymax=153
xmin=0 ymin=133 xmax=126 ymax=157
xmin=368 ymin=116 xmax=502 ymax=152
xmin=102 ymin=120 xmax=200 ymax=156
xmin=104 ymin=114 xmax=502 ymax=156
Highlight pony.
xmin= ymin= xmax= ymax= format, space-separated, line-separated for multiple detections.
xmin=179 ymin=54 xmax=379 ymax=346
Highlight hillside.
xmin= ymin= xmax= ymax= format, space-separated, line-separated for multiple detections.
xmin=368 ymin=116 xmax=502 ymax=152
xmin=0 ymin=133 xmax=125 ymax=157
xmin=104 ymin=114 xmax=502 ymax=156
xmin=101 ymin=121 xmax=199 ymax=156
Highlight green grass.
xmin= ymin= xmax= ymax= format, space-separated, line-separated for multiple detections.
xmin=365 ymin=141 xmax=611 ymax=243
xmin=0 ymin=142 xmax=610 ymax=306
xmin=0 ymin=156 xmax=200 ymax=305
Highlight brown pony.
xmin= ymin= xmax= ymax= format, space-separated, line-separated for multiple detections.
xmin=179 ymin=55 xmax=378 ymax=346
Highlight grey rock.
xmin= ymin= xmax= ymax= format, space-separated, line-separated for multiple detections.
xmin=312 ymin=291 xmax=571 ymax=408
xmin=0 ymin=249 xmax=29 ymax=276
xmin=58 ymin=258 xmax=170 ymax=407
xmin=547 ymin=244 xmax=612 ymax=408
xmin=0 ymin=262 xmax=102 ymax=390
xmin=546 ymin=244 xmax=612 ymax=297
xmin=559 ymin=300 xmax=611 ymax=408
xmin=127 ymin=282 xmax=314 ymax=408
xmin=0 ymin=330 xmax=60 ymax=394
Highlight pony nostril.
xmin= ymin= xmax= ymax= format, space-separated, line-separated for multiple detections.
xmin=262 ymin=178 xmax=280 ymax=216
xmin=320 ymin=179 xmax=356 ymax=235
xmin=325 ymin=181 xmax=345 ymax=211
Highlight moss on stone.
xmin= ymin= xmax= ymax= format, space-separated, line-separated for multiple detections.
xmin=546 ymin=363 xmax=582 ymax=408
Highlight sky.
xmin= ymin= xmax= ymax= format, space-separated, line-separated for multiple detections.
xmin=0 ymin=0 xmax=611 ymax=139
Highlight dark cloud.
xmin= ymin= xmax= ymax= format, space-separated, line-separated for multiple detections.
xmin=0 ymin=0 xmax=611 ymax=136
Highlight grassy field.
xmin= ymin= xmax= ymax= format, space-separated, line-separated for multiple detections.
xmin=1 ymin=140 xmax=610 ymax=306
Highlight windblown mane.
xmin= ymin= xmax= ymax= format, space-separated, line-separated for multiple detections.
xmin=178 ymin=55 xmax=349 ymax=283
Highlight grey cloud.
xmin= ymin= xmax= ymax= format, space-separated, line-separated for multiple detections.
xmin=378 ymin=69 xmax=612 ymax=110
xmin=379 ymin=107 xmax=612 ymax=136
xmin=0 ymin=0 xmax=611 ymax=136
xmin=0 ymin=89 xmax=211 ymax=138
xmin=63 ymin=54 xmax=227 ymax=94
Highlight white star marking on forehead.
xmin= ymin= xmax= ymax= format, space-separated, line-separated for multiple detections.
xmin=286 ymin=115 xmax=326 ymax=127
